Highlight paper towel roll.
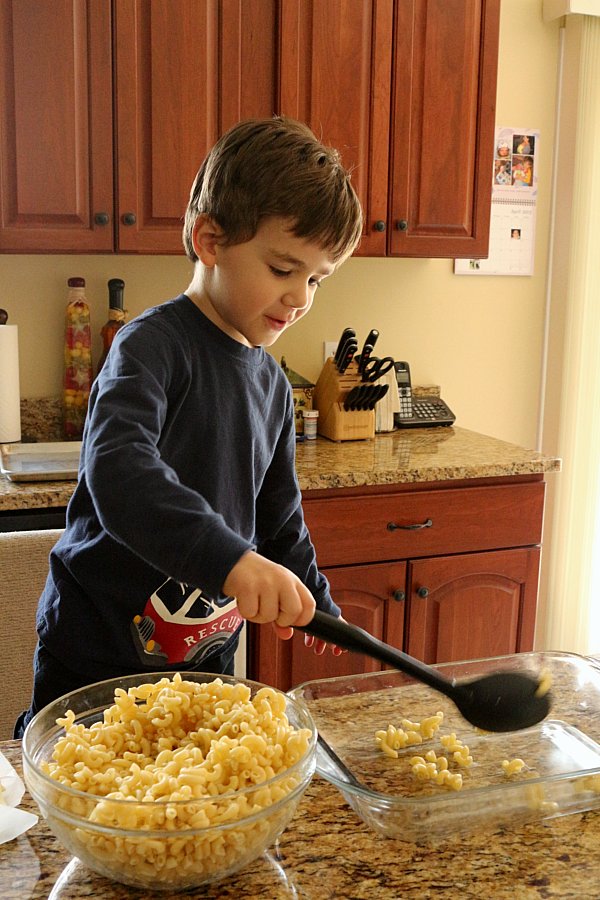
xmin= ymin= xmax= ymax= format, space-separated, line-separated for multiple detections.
xmin=0 ymin=325 xmax=21 ymax=442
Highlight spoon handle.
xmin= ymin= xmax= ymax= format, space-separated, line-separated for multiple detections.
xmin=300 ymin=610 xmax=457 ymax=700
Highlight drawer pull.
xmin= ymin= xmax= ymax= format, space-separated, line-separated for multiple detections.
xmin=392 ymin=589 xmax=405 ymax=602
xmin=417 ymin=586 xmax=430 ymax=599
xmin=387 ymin=518 xmax=433 ymax=532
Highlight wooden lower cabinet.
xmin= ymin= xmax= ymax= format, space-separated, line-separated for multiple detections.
xmin=249 ymin=478 xmax=545 ymax=692
xmin=249 ymin=562 xmax=406 ymax=692
xmin=406 ymin=547 xmax=541 ymax=664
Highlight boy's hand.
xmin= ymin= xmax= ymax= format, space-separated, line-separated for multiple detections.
xmin=223 ymin=551 xmax=315 ymax=637
xmin=303 ymin=620 xmax=346 ymax=657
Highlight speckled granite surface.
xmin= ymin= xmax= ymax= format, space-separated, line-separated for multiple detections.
xmin=19 ymin=397 xmax=63 ymax=443
xmin=295 ymin=426 xmax=560 ymax=491
xmin=1 ymin=425 xmax=561 ymax=512
xmin=1 ymin=736 xmax=599 ymax=899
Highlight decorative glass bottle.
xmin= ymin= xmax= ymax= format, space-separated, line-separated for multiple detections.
xmin=63 ymin=277 xmax=92 ymax=439
xmin=97 ymin=278 xmax=126 ymax=374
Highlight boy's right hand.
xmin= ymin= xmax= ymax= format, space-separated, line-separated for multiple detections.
xmin=223 ymin=551 xmax=316 ymax=639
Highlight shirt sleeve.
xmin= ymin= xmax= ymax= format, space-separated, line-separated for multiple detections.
xmin=83 ymin=321 xmax=253 ymax=600
xmin=254 ymin=391 xmax=341 ymax=618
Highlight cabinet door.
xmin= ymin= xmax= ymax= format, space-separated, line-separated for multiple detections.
xmin=406 ymin=548 xmax=540 ymax=664
xmin=114 ymin=0 xmax=280 ymax=253
xmin=279 ymin=0 xmax=393 ymax=256
xmin=0 ymin=0 xmax=113 ymax=252
xmin=249 ymin=561 xmax=406 ymax=692
xmin=388 ymin=0 xmax=500 ymax=257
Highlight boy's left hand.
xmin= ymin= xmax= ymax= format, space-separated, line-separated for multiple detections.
xmin=271 ymin=622 xmax=346 ymax=655
xmin=303 ymin=631 xmax=345 ymax=656
xmin=301 ymin=614 xmax=348 ymax=656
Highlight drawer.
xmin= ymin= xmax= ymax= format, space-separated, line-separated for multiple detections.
xmin=302 ymin=482 xmax=545 ymax=567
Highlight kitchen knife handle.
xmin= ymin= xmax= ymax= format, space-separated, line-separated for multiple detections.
xmin=334 ymin=328 xmax=355 ymax=366
xmin=364 ymin=329 xmax=379 ymax=349
xmin=357 ymin=329 xmax=379 ymax=373
xmin=357 ymin=343 xmax=374 ymax=375
xmin=335 ymin=337 xmax=353 ymax=371
xmin=339 ymin=340 xmax=358 ymax=374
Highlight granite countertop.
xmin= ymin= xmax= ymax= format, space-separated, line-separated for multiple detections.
xmin=1 ymin=735 xmax=599 ymax=899
xmin=0 ymin=427 xmax=561 ymax=513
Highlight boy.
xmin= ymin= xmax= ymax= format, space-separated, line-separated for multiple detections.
xmin=15 ymin=116 xmax=362 ymax=736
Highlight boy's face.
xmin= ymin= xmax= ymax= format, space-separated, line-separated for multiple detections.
xmin=193 ymin=217 xmax=336 ymax=348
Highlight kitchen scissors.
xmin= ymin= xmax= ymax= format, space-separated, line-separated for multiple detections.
xmin=361 ymin=355 xmax=395 ymax=382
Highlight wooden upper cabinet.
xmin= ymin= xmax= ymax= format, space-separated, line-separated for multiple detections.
xmin=279 ymin=0 xmax=500 ymax=258
xmin=0 ymin=0 xmax=113 ymax=252
xmin=1 ymin=0 xmax=499 ymax=256
xmin=0 ymin=0 xmax=279 ymax=254
xmin=114 ymin=0 xmax=279 ymax=253
xmin=279 ymin=0 xmax=393 ymax=256
xmin=388 ymin=0 xmax=501 ymax=258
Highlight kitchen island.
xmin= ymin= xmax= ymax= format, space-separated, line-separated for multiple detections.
xmin=1 ymin=735 xmax=599 ymax=899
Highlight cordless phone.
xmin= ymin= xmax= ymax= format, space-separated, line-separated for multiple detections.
xmin=393 ymin=361 xmax=456 ymax=428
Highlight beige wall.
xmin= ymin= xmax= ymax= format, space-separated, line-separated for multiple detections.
xmin=1 ymin=1 xmax=561 ymax=453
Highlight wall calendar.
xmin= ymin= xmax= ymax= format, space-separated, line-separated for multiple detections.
xmin=454 ymin=126 xmax=540 ymax=277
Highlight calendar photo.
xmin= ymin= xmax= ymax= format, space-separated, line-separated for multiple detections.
xmin=455 ymin=126 xmax=539 ymax=277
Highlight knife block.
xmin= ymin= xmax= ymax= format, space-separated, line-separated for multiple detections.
xmin=312 ymin=357 xmax=375 ymax=441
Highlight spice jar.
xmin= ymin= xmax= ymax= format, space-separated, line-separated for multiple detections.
xmin=302 ymin=409 xmax=319 ymax=439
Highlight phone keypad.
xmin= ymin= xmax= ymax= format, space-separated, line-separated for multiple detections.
xmin=398 ymin=387 xmax=412 ymax=417
xmin=395 ymin=396 xmax=456 ymax=428
xmin=413 ymin=400 xmax=442 ymax=420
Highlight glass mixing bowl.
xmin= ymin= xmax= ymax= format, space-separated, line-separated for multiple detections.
xmin=23 ymin=672 xmax=316 ymax=891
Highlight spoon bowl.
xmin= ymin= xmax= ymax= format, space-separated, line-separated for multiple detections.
xmin=300 ymin=611 xmax=551 ymax=732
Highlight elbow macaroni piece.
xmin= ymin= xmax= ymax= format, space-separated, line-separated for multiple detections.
xmin=40 ymin=675 xmax=312 ymax=886
xmin=375 ymin=712 xmax=444 ymax=758
xmin=535 ymin=669 xmax=552 ymax=698
xmin=525 ymin=781 xmax=559 ymax=813
xmin=408 ymin=751 xmax=462 ymax=790
xmin=502 ymin=758 xmax=526 ymax=777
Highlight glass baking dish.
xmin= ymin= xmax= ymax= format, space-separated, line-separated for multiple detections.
xmin=289 ymin=652 xmax=600 ymax=843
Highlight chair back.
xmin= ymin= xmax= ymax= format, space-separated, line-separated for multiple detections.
xmin=0 ymin=528 xmax=63 ymax=740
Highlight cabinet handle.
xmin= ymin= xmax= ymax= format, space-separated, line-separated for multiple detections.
xmin=94 ymin=212 xmax=109 ymax=226
xmin=417 ymin=586 xmax=429 ymax=599
xmin=387 ymin=518 xmax=432 ymax=532
xmin=373 ymin=220 xmax=386 ymax=232
xmin=395 ymin=219 xmax=408 ymax=231
xmin=122 ymin=212 xmax=137 ymax=226
xmin=392 ymin=589 xmax=405 ymax=602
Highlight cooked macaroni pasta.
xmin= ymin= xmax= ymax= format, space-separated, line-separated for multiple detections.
xmin=502 ymin=758 xmax=525 ymax=776
xmin=40 ymin=675 xmax=311 ymax=885
xmin=535 ymin=669 xmax=552 ymax=698
xmin=408 ymin=752 xmax=462 ymax=790
xmin=374 ymin=712 xmax=444 ymax=758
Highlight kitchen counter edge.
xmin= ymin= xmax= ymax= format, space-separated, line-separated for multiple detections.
xmin=0 ymin=426 xmax=561 ymax=513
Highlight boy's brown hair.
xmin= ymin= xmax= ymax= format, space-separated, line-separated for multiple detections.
xmin=183 ymin=116 xmax=362 ymax=264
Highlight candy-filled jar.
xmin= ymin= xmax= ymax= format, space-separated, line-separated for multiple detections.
xmin=62 ymin=277 xmax=92 ymax=439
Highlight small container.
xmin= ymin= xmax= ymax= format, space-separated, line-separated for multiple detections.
xmin=302 ymin=409 xmax=319 ymax=439
xmin=280 ymin=357 xmax=315 ymax=434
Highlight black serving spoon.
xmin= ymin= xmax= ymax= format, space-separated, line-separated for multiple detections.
xmin=300 ymin=611 xmax=551 ymax=733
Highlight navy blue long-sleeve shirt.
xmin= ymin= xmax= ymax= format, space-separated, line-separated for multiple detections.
xmin=37 ymin=295 xmax=338 ymax=680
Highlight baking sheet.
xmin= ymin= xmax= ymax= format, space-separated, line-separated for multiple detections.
xmin=0 ymin=442 xmax=81 ymax=482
